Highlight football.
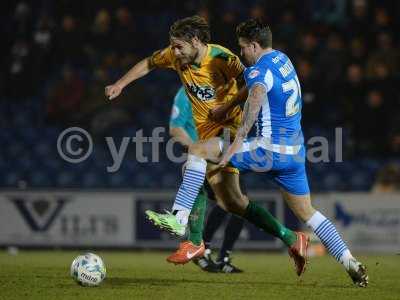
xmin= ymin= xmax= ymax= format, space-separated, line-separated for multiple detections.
xmin=70 ymin=253 xmax=106 ymax=287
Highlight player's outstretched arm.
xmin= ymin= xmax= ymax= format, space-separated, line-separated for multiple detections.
xmin=218 ymin=83 xmax=265 ymax=167
xmin=105 ymin=57 xmax=154 ymax=100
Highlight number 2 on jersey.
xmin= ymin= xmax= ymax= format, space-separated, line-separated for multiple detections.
xmin=282 ymin=75 xmax=301 ymax=117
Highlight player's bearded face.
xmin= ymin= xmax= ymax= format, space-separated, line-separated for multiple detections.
xmin=170 ymin=38 xmax=197 ymax=65
xmin=238 ymin=38 xmax=256 ymax=66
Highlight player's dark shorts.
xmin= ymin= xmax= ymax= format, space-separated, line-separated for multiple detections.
xmin=222 ymin=137 xmax=310 ymax=196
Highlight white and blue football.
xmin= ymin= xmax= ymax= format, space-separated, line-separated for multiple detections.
xmin=70 ymin=253 xmax=106 ymax=287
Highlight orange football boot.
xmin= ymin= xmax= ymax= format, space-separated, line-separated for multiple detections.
xmin=288 ymin=232 xmax=310 ymax=276
xmin=167 ymin=241 xmax=205 ymax=265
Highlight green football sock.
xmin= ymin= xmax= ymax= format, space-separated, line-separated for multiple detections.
xmin=187 ymin=188 xmax=207 ymax=246
xmin=244 ymin=201 xmax=297 ymax=247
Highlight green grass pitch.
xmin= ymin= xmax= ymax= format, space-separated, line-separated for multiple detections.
xmin=0 ymin=250 xmax=399 ymax=300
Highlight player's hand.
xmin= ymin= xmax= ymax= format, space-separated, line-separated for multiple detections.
xmin=218 ymin=158 xmax=228 ymax=169
xmin=218 ymin=151 xmax=232 ymax=169
xmin=209 ymin=104 xmax=230 ymax=122
xmin=218 ymin=137 xmax=243 ymax=170
xmin=105 ymin=83 xmax=123 ymax=100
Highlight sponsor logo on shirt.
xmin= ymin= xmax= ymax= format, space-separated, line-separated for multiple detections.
xmin=187 ymin=84 xmax=215 ymax=101
xmin=248 ymin=69 xmax=260 ymax=79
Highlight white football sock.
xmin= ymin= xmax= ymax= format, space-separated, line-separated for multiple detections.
xmin=175 ymin=209 xmax=190 ymax=226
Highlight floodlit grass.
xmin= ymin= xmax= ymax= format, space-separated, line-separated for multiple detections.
xmin=0 ymin=250 xmax=399 ymax=300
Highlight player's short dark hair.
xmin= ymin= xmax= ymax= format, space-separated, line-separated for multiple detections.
xmin=169 ymin=15 xmax=210 ymax=44
xmin=236 ymin=19 xmax=272 ymax=48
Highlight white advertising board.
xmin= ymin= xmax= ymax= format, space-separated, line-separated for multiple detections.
xmin=0 ymin=191 xmax=134 ymax=246
xmin=312 ymin=193 xmax=400 ymax=253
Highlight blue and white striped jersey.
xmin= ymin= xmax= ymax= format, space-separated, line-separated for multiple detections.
xmin=244 ymin=50 xmax=304 ymax=147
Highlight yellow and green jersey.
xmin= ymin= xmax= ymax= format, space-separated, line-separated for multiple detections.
xmin=151 ymin=44 xmax=244 ymax=140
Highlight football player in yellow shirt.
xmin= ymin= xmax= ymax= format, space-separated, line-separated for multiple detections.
xmin=105 ymin=16 xmax=307 ymax=273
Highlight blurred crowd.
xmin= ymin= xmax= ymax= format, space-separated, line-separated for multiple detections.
xmin=1 ymin=0 xmax=399 ymax=190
